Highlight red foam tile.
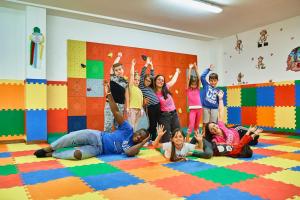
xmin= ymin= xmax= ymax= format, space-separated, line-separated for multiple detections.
xmin=275 ymin=85 xmax=295 ymax=106
xmin=47 ymin=109 xmax=68 ymax=133
xmin=68 ymin=97 xmax=86 ymax=116
xmin=87 ymin=115 xmax=104 ymax=130
xmin=259 ymin=139 xmax=287 ymax=145
xmin=86 ymin=97 xmax=105 ymax=116
xmin=0 ymin=174 xmax=23 ymax=188
xmin=231 ymin=177 xmax=300 ymax=200
xmin=152 ymin=174 xmax=220 ymax=197
xmin=110 ymin=158 xmax=157 ymax=170
xmin=241 ymin=107 xmax=257 ymax=125
xmin=68 ymin=78 xmax=86 ymax=97
xmin=253 ymin=148 xmax=286 ymax=156
xmin=11 ymin=150 xmax=36 ymax=157
xmin=17 ymin=160 xmax=64 ymax=173
xmin=227 ymin=162 xmax=283 ymax=176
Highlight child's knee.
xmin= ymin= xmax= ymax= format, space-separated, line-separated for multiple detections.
xmin=74 ymin=150 xmax=82 ymax=160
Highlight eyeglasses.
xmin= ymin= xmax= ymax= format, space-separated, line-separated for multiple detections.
xmin=157 ymin=78 xmax=164 ymax=82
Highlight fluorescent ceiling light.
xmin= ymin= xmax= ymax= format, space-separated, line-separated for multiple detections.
xmin=172 ymin=0 xmax=223 ymax=13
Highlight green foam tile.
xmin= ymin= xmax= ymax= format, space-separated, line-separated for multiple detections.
xmin=296 ymin=107 xmax=300 ymax=130
xmin=68 ymin=163 xmax=120 ymax=177
xmin=86 ymin=60 xmax=104 ymax=79
xmin=47 ymin=133 xmax=67 ymax=144
xmin=0 ymin=110 xmax=24 ymax=136
xmin=192 ymin=167 xmax=256 ymax=185
xmin=275 ymin=127 xmax=296 ymax=133
xmin=287 ymin=135 xmax=300 ymax=139
xmin=295 ymin=80 xmax=300 ymax=84
xmin=0 ymin=164 xmax=18 ymax=175
xmin=241 ymin=88 xmax=257 ymax=106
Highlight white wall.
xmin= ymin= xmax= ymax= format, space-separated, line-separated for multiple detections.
xmin=220 ymin=16 xmax=300 ymax=86
xmin=46 ymin=15 xmax=216 ymax=81
xmin=0 ymin=7 xmax=25 ymax=80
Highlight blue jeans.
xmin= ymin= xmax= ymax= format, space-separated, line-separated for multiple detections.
xmin=51 ymin=129 xmax=103 ymax=160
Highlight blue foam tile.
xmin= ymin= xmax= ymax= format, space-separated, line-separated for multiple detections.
xmin=82 ymin=171 xmax=144 ymax=191
xmin=294 ymin=150 xmax=300 ymax=154
xmin=97 ymin=154 xmax=134 ymax=162
xmin=256 ymin=86 xmax=275 ymax=106
xmin=26 ymin=110 xmax=47 ymax=142
xmin=253 ymin=142 xmax=274 ymax=148
xmin=289 ymin=166 xmax=300 ymax=171
xmin=68 ymin=116 xmax=87 ymax=132
xmin=21 ymin=168 xmax=72 ymax=185
xmin=295 ymin=83 xmax=300 ymax=106
xmin=186 ymin=186 xmax=263 ymax=200
xmin=258 ymin=126 xmax=276 ymax=132
xmin=227 ymin=107 xmax=241 ymax=125
xmin=237 ymin=153 xmax=267 ymax=161
xmin=86 ymin=79 xmax=104 ymax=97
xmin=0 ymin=152 xmax=11 ymax=158
xmin=26 ymin=79 xmax=47 ymax=84
xmin=163 ymin=160 xmax=216 ymax=173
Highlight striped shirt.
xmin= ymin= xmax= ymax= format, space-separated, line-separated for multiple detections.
xmin=139 ymin=66 xmax=160 ymax=106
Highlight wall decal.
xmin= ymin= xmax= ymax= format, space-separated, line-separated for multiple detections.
xmin=256 ymin=56 xmax=266 ymax=69
xmin=29 ymin=27 xmax=44 ymax=68
xmin=237 ymin=72 xmax=244 ymax=85
xmin=286 ymin=46 xmax=300 ymax=72
xmin=258 ymin=29 xmax=268 ymax=48
xmin=235 ymin=35 xmax=243 ymax=54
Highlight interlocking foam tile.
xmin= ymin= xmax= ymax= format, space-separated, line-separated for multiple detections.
xmin=287 ymin=195 xmax=300 ymax=200
xmin=237 ymin=153 xmax=267 ymax=161
xmin=27 ymin=176 xmax=93 ymax=200
xmin=86 ymin=97 xmax=104 ymax=116
xmin=226 ymin=87 xmax=241 ymax=107
xmin=83 ymin=171 xmax=144 ymax=191
xmin=192 ymin=167 xmax=256 ymax=185
xmin=241 ymin=107 xmax=257 ymax=125
xmin=163 ymin=160 xmax=216 ymax=173
xmin=86 ymin=60 xmax=104 ymax=79
xmin=97 ymin=154 xmax=134 ymax=162
xmin=0 ymin=110 xmax=24 ymax=136
xmin=86 ymin=79 xmax=104 ymax=97
xmin=136 ymin=149 xmax=163 ymax=158
xmin=11 ymin=149 xmax=36 ymax=157
xmin=241 ymin=87 xmax=256 ymax=106
xmin=0 ymin=186 xmax=28 ymax=199
xmin=87 ymin=115 xmax=104 ymax=130
xmin=67 ymin=40 xmax=86 ymax=78
xmin=6 ymin=143 xmax=42 ymax=152
xmin=252 ymin=142 xmax=273 ymax=148
xmin=283 ymin=142 xmax=300 ymax=148
xmin=227 ymin=107 xmax=241 ymax=125
xmin=68 ymin=78 xmax=87 ymax=97
xmin=26 ymin=110 xmax=47 ymax=141
xmin=296 ymin=83 xmax=300 ymax=106
xmin=258 ymin=138 xmax=286 ymax=145
xmin=219 ymin=87 xmax=227 ymax=106
xmin=68 ymin=163 xmax=120 ymax=177
xmin=230 ymin=177 xmax=300 ymax=200
xmin=290 ymin=166 xmax=300 ymax=171
xmin=253 ymin=157 xmax=300 ymax=168
xmin=68 ymin=97 xmax=86 ymax=116
xmin=263 ymin=169 xmax=300 ymax=187
xmin=253 ymin=148 xmax=286 ymax=156
xmin=47 ymin=109 xmax=68 ymax=133
xmin=58 ymin=192 xmax=108 ymax=200
xmin=197 ymin=156 xmax=244 ymax=167
xmin=0 ymin=83 xmax=24 ymax=110
xmin=187 ymin=186 xmax=262 ymax=200
xmin=274 ymin=80 xmax=295 ymax=86
xmin=0 ymin=164 xmax=18 ymax=175
xmin=0 ymin=152 xmax=10 ymax=158
xmin=256 ymin=86 xmax=275 ymax=106
xmin=110 ymin=158 xmax=157 ymax=170
xmin=227 ymin=162 xmax=283 ymax=176
xmin=275 ymin=85 xmax=296 ymax=106
xmin=14 ymin=155 xmax=55 ymax=164
xmin=68 ymin=116 xmax=87 ymax=132
xmin=0 ymin=174 xmax=23 ymax=188
xmin=297 ymin=107 xmax=300 ymax=130
xmin=264 ymin=144 xmax=300 ymax=152
xmin=17 ymin=160 xmax=64 ymax=173
xmin=275 ymin=152 xmax=300 ymax=161
xmin=256 ymin=106 xmax=275 ymax=127
xmin=0 ymin=144 xmax=8 ymax=152
xmin=141 ymin=155 xmax=169 ymax=164
xmin=47 ymin=84 xmax=67 ymax=109
xmin=101 ymin=183 xmax=177 ymax=200
xmin=153 ymin=174 xmax=220 ymax=196
xmin=275 ymin=106 xmax=296 ymax=129
xmin=25 ymin=83 xmax=47 ymax=109
xmin=58 ymin=157 xmax=103 ymax=167
xmin=127 ymin=165 xmax=184 ymax=182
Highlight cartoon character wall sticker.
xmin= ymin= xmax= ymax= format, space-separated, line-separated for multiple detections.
xmin=286 ymin=46 xmax=300 ymax=72
xmin=258 ymin=29 xmax=268 ymax=48
xmin=256 ymin=56 xmax=266 ymax=69
xmin=237 ymin=72 xmax=244 ymax=85
xmin=29 ymin=27 xmax=45 ymax=68
xmin=235 ymin=35 xmax=243 ymax=54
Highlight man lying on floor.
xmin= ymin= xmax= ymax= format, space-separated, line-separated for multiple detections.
xmin=34 ymin=82 xmax=150 ymax=160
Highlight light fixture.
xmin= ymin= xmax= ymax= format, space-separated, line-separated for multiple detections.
xmin=191 ymin=0 xmax=223 ymax=13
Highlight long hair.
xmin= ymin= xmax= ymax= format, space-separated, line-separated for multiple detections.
xmin=154 ymin=75 xmax=172 ymax=99
xmin=144 ymin=74 xmax=154 ymax=88
xmin=204 ymin=122 xmax=215 ymax=142
xmin=189 ymin=75 xmax=199 ymax=88
xmin=170 ymin=128 xmax=185 ymax=162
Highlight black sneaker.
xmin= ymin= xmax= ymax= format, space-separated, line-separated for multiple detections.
xmin=34 ymin=149 xmax=47 ymax=158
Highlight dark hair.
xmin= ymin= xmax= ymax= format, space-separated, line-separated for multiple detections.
xmin=204 ymin=122 xmax=215 ymax=142
xmin=144 ymin=74 xmax=154 ymax=88
xmin=136 ymin=128 xmax=149 ymax=137
xmin=112 ymin=63 xmax=123 ymax=70
xmin=189 ymin=75 xmax=199 ymax=88
xmin=209 ymin=73 xmax=218 ymax=80
xmin=154 ymin=75 xmax=172 ymax=99
xmin=170 ymin=128 xmax=185 ymax=162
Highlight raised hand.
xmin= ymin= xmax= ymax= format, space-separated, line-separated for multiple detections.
xmin=218 ymin=90 xmax=224 ymax=99
xmin=176 ymin=68 xmax=181 ymax=74
xmin=117 ymin=52 xmax=122 ymax=57
xmin=156 ymin=124 xmax=166 ymax=137
xmin=189 ymin=64 xmax=194 ymax=69
xmin=194 ymin=132 xmax=203 ymax=142
xmin=132 ymin=58 xmax=136 ymax=66
xmin=209 ymin=64 xmax=214 ymax=70
xmin=104 ymin=80 xmax=111 ymax=95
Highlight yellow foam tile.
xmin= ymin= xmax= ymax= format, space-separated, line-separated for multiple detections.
xmin=264 ymin=145 xmax=300 ymax=152
xmin=253 ymin=157 xmax=300 ymax=168
xmin=58 ymin=157 xmax=103 ymax=167
xmin=259 ymin=135 xmax=281 ymax=140
xmin=0 ymin=80 xmax=24 ymax=85
xmin=67 ymin=40 xmax=86 ymax=78
xmin=6 ymin=143 xmax=42 ymax=152
xmin=25 ymin=83 xmax=47 ymax=109
xmin=47 ymin=85 xmax=67 ymax=109
xmin=223 ymin=106 xmax=228 ymax=124
xmin=14 ymin=155 xmax=55 ymax=164
xmin=227 ymin=88 xmax=241 ymax=107
xmin=137 ymin=149 xmax=163 ymax=158
xmin=142 ymin=155 xmax=169 ymax=164
xmin=274 ymin=80 xmax=295 ymax=86
xmin=58 ymin=192 xmax=108 ymax=200
xmin=0 ymin=186 xmax=29 ymax=200
xmin=287 ymin=195 xmax=300 ymax=200
xmin=274 ymin=107 xmax=296 ymax=129
xmin=263 ymin=169 xmax=300 ymax=187
xmin=195 ymin=156 xmax=244 ymax=167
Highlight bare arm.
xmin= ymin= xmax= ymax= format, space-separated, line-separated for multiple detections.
xmin=129 ymin=59 xmax=136 ymax=84
xmin=167 ymin=68 xmax=180 ymax=88
xmin=110 ymin=52 xmax=122 ymax=75
xmin=125 ymin=87 xmax=130 ymax=112
xmin=186 ymin=64 xmax=193 ymax=89
xmin=194 ymin=63 xmax=201 ymax=89
xmin=152 ymin=124 xmax=166 ymax=149
xmin=218 ymin=90 xmax=225 ymax=122
xmin=124 ymin=135 xmax=150 ymax=157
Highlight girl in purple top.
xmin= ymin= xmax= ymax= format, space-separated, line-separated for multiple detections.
xmin=153 ymin=68 xmax=180 ymax=143
xmin=186 ymin=63 xmax=202 ymax=142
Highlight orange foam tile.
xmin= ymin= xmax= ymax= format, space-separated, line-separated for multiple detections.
xmin=110 ymin=158 xmax=157 ymax=170
xmin=68 ymin=97 xmax=86 ymax=116
xmin=87 ymin=115 xmax=104 ymax=130
xmin=0 ymin=84 xmax=24 ymax=110
xmin=256 ymin=107 xmax=275 ymax=127
xmin=27 ymin=177 xmax=93 ymax=200
xmin=0 ymin=144 xmax=8 ymax=152
xmin=0 ymin=157 xmax=14 ymax=166
xmin=276 ymin=153 xmax=300 ymax=162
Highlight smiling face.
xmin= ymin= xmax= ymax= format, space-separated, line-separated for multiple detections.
xmin=144 ymin=75 xmax=152 ymax=87
xmin=171 ymin=130 xmax=185 ymax=147
xmin=207 ymin=123 xmax=222 ymax=135
xmin=133 ymin=74 xmax=140 ymax=86
xmin=155 ymin=75 xmax=165 ymax=88
xmin=113 ymin=65 xmax=124 ymax=77
xmin=132 ymin=129 xmax=149 ymax=143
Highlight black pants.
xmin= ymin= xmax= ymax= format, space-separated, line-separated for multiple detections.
xmin=190 ymin=138 xmax=213 ymax=159
xmin=159 ymin=110 xmax=180 ymax=143
xmin=232 ymin=125 xmax=259 ymax=146
xmin=147 ymin=103 xmax=161 ymax=141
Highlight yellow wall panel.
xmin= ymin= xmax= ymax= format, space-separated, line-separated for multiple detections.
xmin=47 ymin=85 xmax=67 ymax=109
xmin=25 ymin=83 xmax=47 ymax=109
xmin=274 ymin=107 xmax=296 ymax=129
xmin=227 ymin=88 xmax=241 ymax=107
xmin=67 ymin=40 xmax=86 ymax=78
xmin=274 ymin=80 xmax=295 ymax=86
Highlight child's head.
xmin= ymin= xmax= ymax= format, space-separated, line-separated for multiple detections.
xmin=170 ymin=128 xmax=185 ymax=162
xmin=112 ymin=63 xmax=124 ymax=77
xmin=143 ymin=74 xmax=153 ymax=87
xmin=209 ymin=73 xmax=218 ymax=87
xmin=133 ymin=72 xmax=140 ymax=86
xmin=189 ymin=75 xmax=199 ymax=89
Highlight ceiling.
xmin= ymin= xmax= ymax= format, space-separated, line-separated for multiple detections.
xmin=3 ymin=0 xmax=300 ymax=40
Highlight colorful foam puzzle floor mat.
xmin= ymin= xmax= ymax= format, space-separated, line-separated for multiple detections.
xmin=1 ymin=133 xmax=300 ymax=200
